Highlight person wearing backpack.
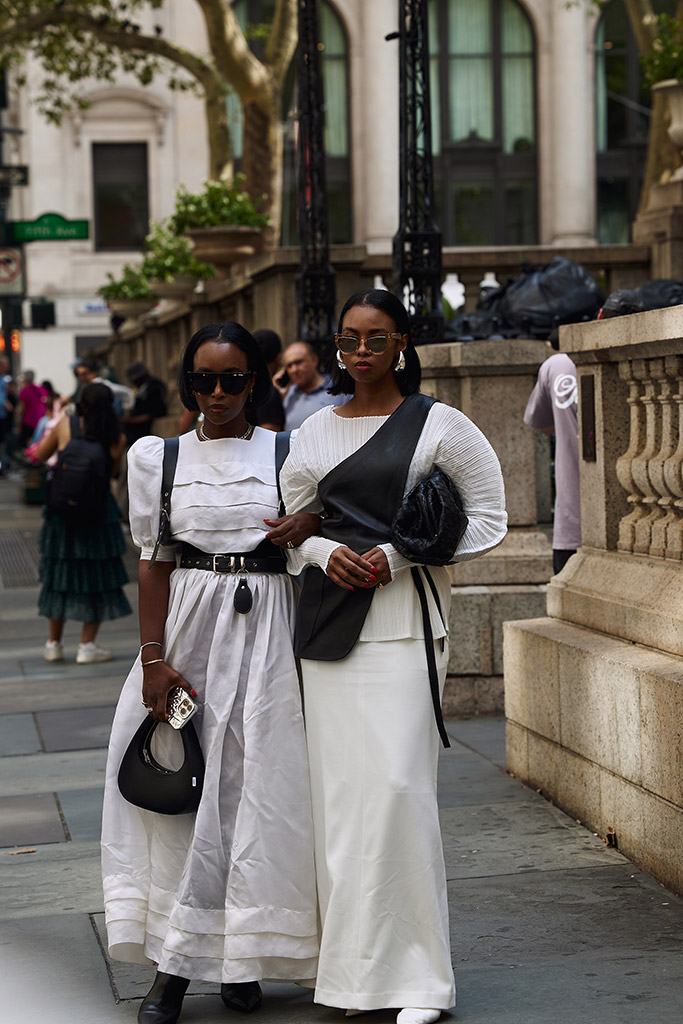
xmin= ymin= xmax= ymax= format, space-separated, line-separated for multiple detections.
xmin=35 ymin=382 xmax=132 ymax=663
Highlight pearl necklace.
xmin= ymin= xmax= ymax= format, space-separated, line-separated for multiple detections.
xmin=198 ymin=421 xmax=254 ymax=442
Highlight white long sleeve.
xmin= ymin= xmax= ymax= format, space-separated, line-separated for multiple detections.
xmin=280 ymin=402 xmax=507 ymax=642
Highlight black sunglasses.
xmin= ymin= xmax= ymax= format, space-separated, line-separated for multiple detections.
xmin=186 ymin=371 xmax=252 ymax=396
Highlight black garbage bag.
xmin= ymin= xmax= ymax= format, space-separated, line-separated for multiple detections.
xmin=445 ymin=311 xmax=517 ymax=342
xmin=636 ymin=278 xmax=683 ymax=310
xmin=479 ymin=257 xmax=604 ymax=340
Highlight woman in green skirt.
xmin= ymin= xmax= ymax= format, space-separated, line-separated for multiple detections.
xmin=35 ymin=382 xmax=132 ymax=663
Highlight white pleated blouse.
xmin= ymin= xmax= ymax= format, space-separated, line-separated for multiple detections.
xmin=128 ymin=427 xmax=281 ymax=560
xmin=280 ymin=402 xmax=508 ymax=642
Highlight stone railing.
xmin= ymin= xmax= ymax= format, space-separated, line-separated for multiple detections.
xmin=99 ymin=242 xmax=652 ymax=390
xmin=504 ymin=305 xmax=683 ymax=895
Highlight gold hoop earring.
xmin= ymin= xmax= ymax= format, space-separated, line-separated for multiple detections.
xmin=395 ymin=350 xmax=406 ymax=373
xmin=336 ymin=350 xmax=346 ymax=370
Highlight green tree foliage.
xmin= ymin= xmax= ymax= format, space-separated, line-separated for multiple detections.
xmin=0 ymin=1 xmax=297 ymax=241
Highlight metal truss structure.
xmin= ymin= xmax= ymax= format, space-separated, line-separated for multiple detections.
xmin=296 ymin=0 xmax=336 ymax=349
xmin=391 ymin=0 xmax=444 ymax=345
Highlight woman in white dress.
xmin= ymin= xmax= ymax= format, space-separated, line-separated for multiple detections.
xmin=280 ymin=289 xmax=507 ymax=1024
xmin=101 ymin=322 xmax=319 ymax=1024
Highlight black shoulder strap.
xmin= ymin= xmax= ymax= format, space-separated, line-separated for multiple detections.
xmin=275 ymin=430 xmax=291 ymax=515
xmin=410 ymin=566 xmax=450 ymax=748
xmin=70 ymin=415 xmax=81 ymax=439
xmin=148 ymin=436 xmax=179 ymax=568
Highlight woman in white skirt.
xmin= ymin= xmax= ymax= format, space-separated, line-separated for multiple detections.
xmin=280 ymin=289 xmax=507 ymax=1024
xmin=101 ymin=322 xmax=319 ymax=1024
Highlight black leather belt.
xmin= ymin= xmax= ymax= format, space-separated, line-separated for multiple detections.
xmin=179 ymin=543 xmax=286 ymax=575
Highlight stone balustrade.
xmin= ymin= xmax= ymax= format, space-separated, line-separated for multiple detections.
xmin=504 ymin=305 xmax=683 ymax=896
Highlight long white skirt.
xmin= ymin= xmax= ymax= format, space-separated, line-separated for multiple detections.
xmin=302 ymin=638 xmax=456 ymax=1010
xmin=101 ymin=567 xmax=319 ymax=984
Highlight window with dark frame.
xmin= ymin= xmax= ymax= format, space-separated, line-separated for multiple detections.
xmin=427 ymin=0 xmax=538 ymax=246
xmin=92 ymin=142 xmax=149 ymax=252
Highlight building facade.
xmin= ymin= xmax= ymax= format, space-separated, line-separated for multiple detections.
xmin=0 ymin=0 xmax=661 ymax=389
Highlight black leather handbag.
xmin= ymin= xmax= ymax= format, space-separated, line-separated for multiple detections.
xmin=392 ymin=469 xmax=469 ymax=566
xmin=117 ymin=716 xmax=205 ymax=815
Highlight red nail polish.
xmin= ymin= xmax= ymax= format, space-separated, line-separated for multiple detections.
xmin=191 ymin=689 xmax=197 ymax=697
xmin=265 ymin=533 xmax=271 ymax=538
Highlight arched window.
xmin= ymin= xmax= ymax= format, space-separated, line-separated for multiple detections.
xmin=595 ymin=0 xmax=675 ymax=243
xmin=230 ymin=0 xmax=351 ymax=245
xmin=427 ymin=0 xmax=538 ymax=245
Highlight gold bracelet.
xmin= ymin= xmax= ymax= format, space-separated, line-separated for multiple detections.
xmin=142 ymin=658 xmax=165 ymax=667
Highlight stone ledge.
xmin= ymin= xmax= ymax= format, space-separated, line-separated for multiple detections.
xmin=547 ymin=548 xmax=683 ymax=659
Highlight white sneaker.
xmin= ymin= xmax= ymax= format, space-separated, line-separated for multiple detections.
xmin=44 ymin=640 xmax=64 ymax=662
xmin=76 ymin=642 xmax=114 ymax=664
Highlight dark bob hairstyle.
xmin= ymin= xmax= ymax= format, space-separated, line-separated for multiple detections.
xmin=177 ymin=321 xmax=272 ymax=412
xmin=328 ymin=289 xmax=421 ymax=396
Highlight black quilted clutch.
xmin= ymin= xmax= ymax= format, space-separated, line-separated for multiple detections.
xmin=391 ymin=470 xmax=468 ymax=566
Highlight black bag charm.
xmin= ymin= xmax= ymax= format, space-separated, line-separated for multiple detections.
xmin=117 ymin=716 xmax=205 ymax=815
xmin=234 ymin=577 xmax=252 ymax=614
xmin=392 ymin=469 xmax=468 ymax=566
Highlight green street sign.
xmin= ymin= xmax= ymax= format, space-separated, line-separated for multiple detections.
xmin=10 ymin=212 xmax=89 ymax=242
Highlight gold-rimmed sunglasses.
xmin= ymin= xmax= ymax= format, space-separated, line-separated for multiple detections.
xmin=334 ymin=331 xmax=403 ymax=354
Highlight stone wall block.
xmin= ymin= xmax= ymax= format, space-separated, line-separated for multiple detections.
xmin=490 ymin=586 xmax=548 ymax=675
xmin=528 ymin=733 xmax=603 ymax=829
xmin=639 ymin=667 xmax=683 ymax=806
xmin=447 ymin=588 xmax=492 ymax=676
xmin=558 ymin=641 xmax=642 ymax=785
xmin=503 ymin=618 xmax=561 ymax=742
xmin=505 ymin=719 xmax=529 ymax=780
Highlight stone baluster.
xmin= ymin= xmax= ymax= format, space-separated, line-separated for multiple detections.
xmin=616 ymin=360 xmax=648 ymax=553
xmin=649 ymin=358 xmax=681 ymax=557
xmin=631 ymin=360 xmax=664 ymax=554
xmin=663 ymin=356 xmax=683 ymax=559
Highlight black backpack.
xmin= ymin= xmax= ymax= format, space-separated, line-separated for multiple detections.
xmin=46 ymin=416 xmax=109 ymax=524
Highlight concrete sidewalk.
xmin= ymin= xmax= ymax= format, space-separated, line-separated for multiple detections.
xmin=1 ymin=474 xmax=682 ymax=1024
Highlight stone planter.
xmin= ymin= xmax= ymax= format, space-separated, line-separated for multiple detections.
xmin=148 ymin=274 xmax=200 ymax=300
xmin=184 ymin=225 xmax=263 ymax=277
xmin=108 ymin=297 xmax=158 ymax=319
xmin=653 ymin=79 xmax=683 ymax=180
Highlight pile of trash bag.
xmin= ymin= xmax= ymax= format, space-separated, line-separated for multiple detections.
xmin=599 ymin=278 xmax=683 ymax=318
xmin=447 ymin=256 xmax=605 ymax=342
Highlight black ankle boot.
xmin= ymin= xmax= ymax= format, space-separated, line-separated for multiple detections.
xmin=138 ymin=972 xmax=190 ymax=1024
xmin=220 ymin=981 xmax=263 ymax=1013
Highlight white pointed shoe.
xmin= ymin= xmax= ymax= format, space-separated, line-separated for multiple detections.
xmin=396 ymin=1011 xmax=441 ymax=1024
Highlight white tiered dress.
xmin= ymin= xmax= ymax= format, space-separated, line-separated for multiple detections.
xmin=101 ymin=427 xmax=319 ymax=984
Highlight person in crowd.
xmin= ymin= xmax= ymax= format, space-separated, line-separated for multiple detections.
xmin=0 ymin=357 xmax=11 ymax=476
xmin=280 ymin=289 xmax=507 ymax=1024
xmin=74 ymin=357 xmax=133 ymax=418
xmin=251 ymin=328 xmax=285 ymax=430
xmin=15 ymin=370 xmax=48 ymax=446
xmin=101 ymin=322 xmax=320 ymax=1024
xmin=121 ymin=362 xmax=167 ymax=445
xmin=35 ymin=382 xmax=131 ymax=664
xmin=524 ymin=352 xmax=581 ymax=575
xmin=281 ymin=340 xmax=345 ymax=429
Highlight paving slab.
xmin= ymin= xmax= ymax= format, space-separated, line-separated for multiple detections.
xmin=442 ymin=797 xmax=619 ymax=879
xmin=0 ymin=792 xmax=66 ymax=847
xmin=0 ymin=674 xmax=126 ymax=714
xmin=0 ymin=712 xmax=41 ymax=756
xmin=0 ymin=748 xmax=107 ymax=797
xmin=0 ymin=840 xmax=103 ymax=918
xmin=35 ymin=704 xmax=117 ymax=752
xmin=58 ymin=786 xmax=105 ymax=844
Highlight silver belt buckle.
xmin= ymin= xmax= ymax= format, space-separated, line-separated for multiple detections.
xmin=212 ymin=554 xmax=237 ymax=574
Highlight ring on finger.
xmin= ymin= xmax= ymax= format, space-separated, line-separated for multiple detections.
xmin=286 ymin=540 xmax=295 ymax=549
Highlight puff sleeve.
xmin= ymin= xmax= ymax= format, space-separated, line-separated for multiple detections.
xmin=128 ymin=435 xmax=179 ymax=562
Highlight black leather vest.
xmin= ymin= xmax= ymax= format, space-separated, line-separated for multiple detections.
xmin=294 ymin=393 xmax=436 ymax=661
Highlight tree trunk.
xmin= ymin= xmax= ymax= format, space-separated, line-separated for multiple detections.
xmin=242 ymin=92 xmax=283 ymax=250
xmin=204 ymin=88 xmax=234 ymax=181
